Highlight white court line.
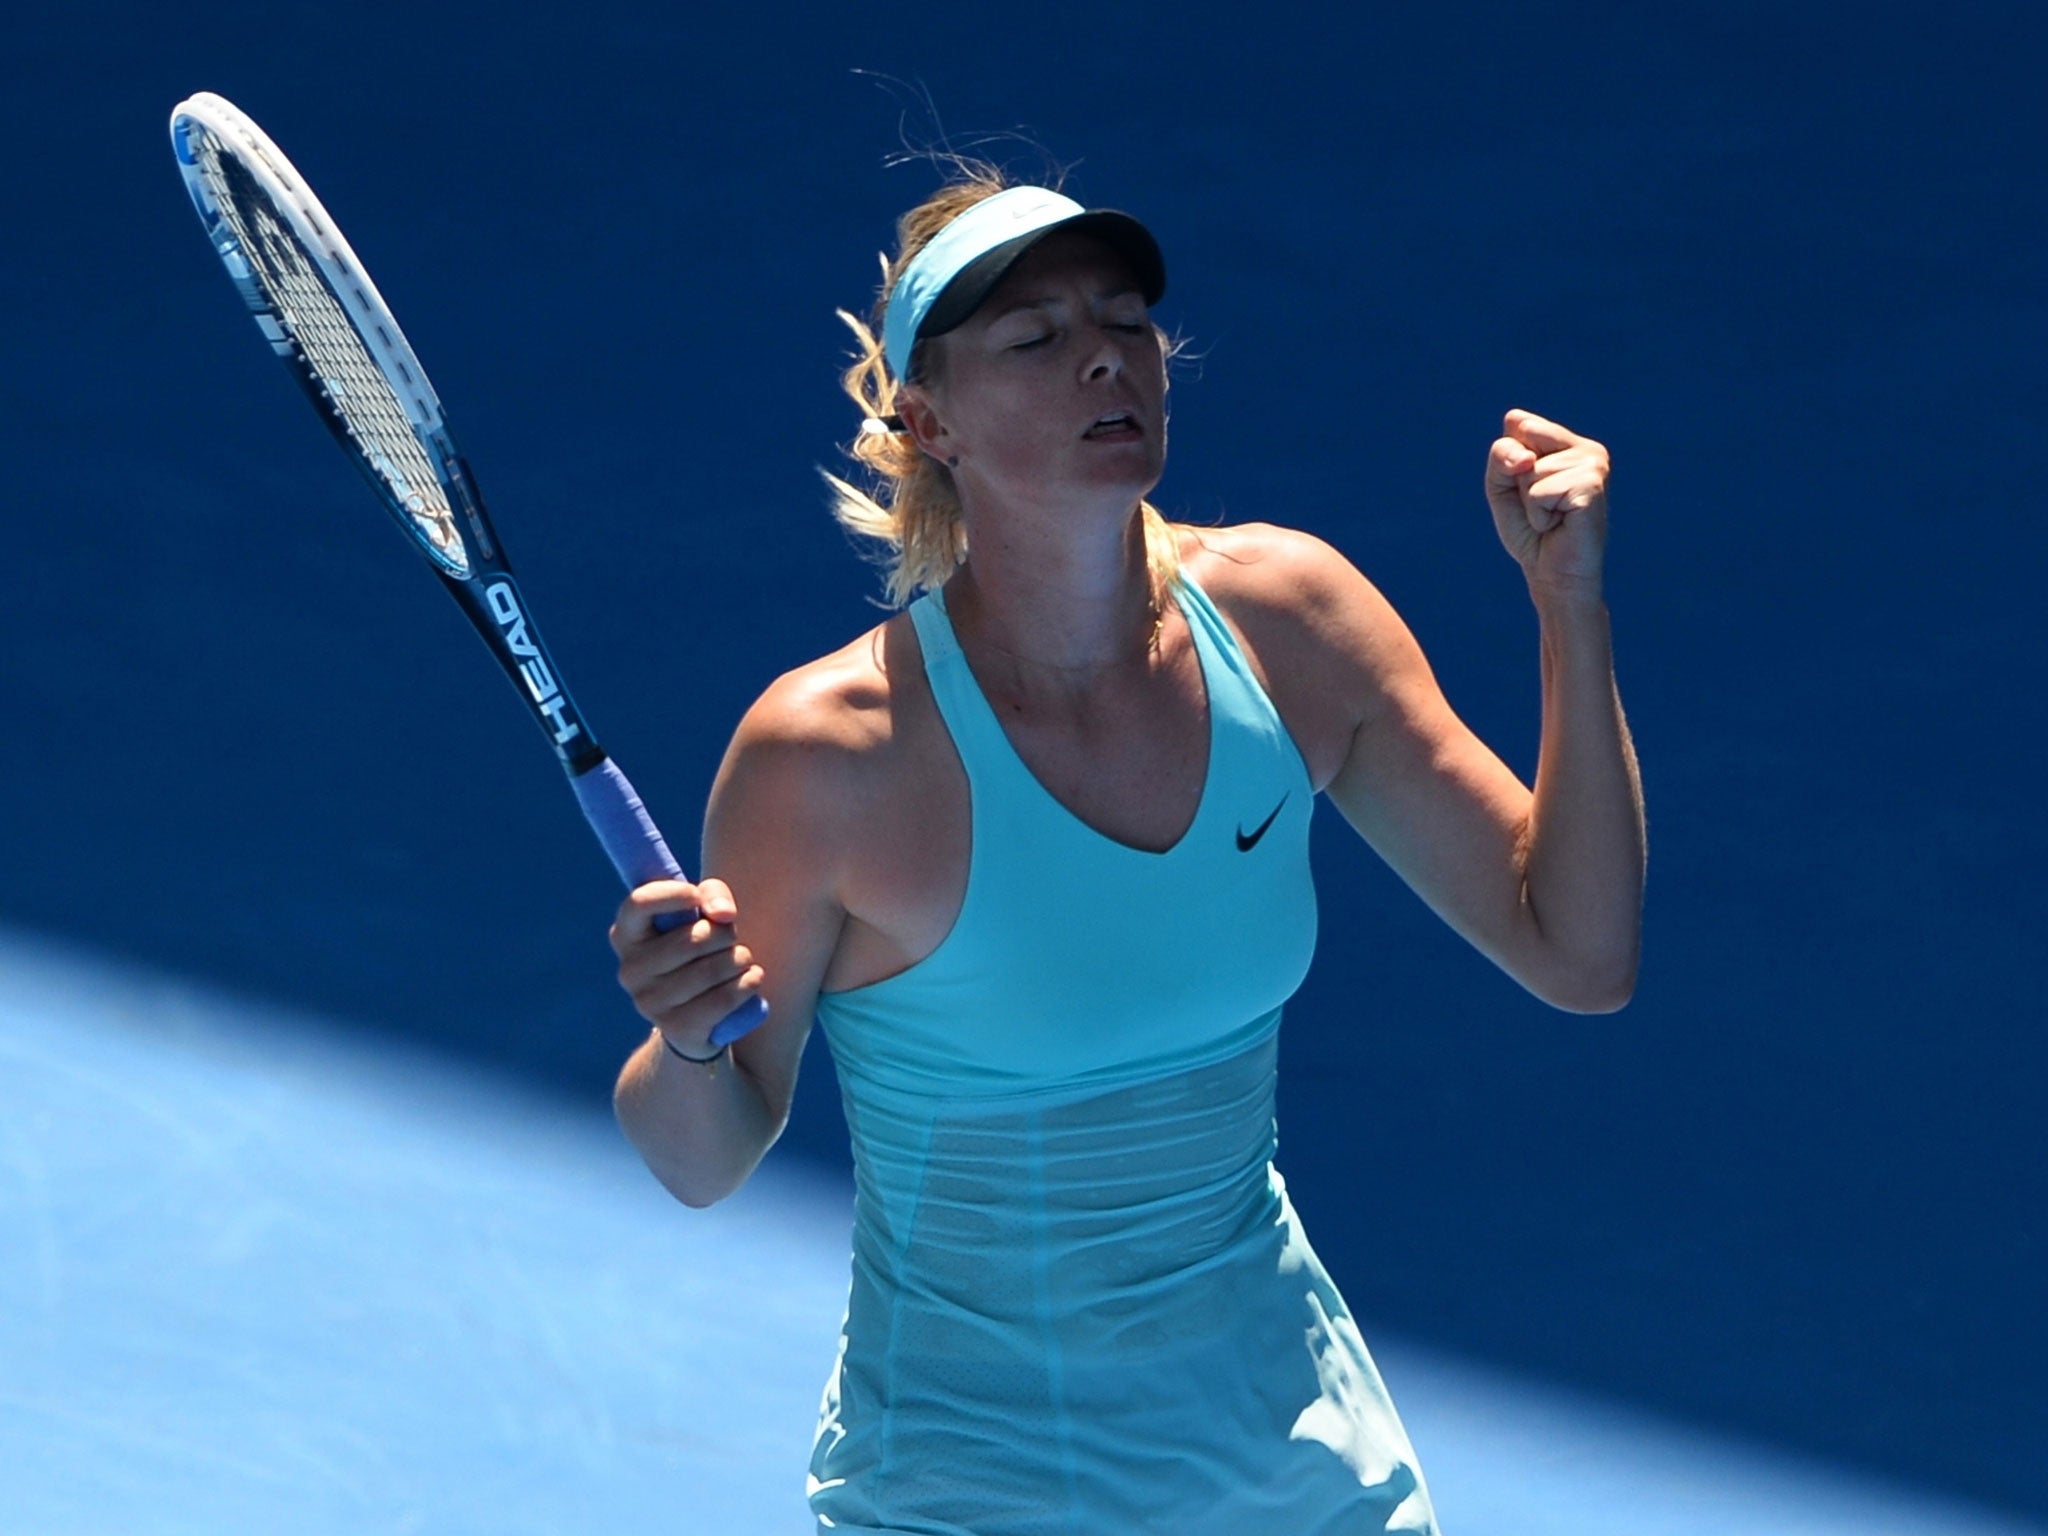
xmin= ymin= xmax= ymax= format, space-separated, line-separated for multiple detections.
xmin=1 ymin=927 xmax=2038 ymax=1536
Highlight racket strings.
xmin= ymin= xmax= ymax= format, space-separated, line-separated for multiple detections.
xmin=195 ymin=131 xmax=467 ymax=577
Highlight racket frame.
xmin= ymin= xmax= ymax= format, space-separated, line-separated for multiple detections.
xmin=168 ymin=91 xmax=764 ymax=1044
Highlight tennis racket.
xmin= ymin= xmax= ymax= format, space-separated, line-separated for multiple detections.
xmin=168 ymin=91 xmax=766 ymax=1047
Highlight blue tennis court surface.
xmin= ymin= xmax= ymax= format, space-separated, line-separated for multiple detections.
xmin=4 ymin=925 xmax=2038 ymax=1536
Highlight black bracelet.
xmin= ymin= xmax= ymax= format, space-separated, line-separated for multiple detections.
xmin=662 ymin=1033 xmax=730 ymax=1068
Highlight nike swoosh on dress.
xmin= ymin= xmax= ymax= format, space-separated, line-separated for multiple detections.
xmin=1236 ymin=795 xmax=1288 ymax=852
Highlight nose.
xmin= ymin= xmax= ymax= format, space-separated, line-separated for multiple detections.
xmin=1081 ymin=324 xmax=1124 ymax=381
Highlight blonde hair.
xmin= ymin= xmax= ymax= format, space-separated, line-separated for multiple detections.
xmin=823 ymin=164 xmax=1181 ymax=610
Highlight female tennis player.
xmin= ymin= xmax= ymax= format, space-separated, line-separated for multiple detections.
xmin=609 ymin=168 xmax=1644 ymax=1534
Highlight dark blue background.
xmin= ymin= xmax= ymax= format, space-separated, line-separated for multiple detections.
xmin=6 ymin=0 xmax=2042 ymax=1518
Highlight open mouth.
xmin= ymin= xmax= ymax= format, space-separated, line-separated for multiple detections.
xmin=1083 ymin=411 xmax=1140 ymax=439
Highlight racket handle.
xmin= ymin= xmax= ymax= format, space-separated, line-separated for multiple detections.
xmin=570 ymin=755 xmax=768 ymax=1046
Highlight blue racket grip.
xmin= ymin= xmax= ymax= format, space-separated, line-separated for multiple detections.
xmin=570 ymin=755 xmax=768 ymax=1047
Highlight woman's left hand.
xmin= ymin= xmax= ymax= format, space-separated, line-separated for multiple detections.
xmin=1484 ymin=408 xmax=1611 ymax=600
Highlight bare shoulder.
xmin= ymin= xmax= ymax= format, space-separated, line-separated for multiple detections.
xmin=1179 ymin=522 xmax=1399 ymax=637
xmin=731 ymin=624 xmax=898 ymax=760
xmin=1175 ymin=522 xmax=1430 ymax=789
xmin=714 ymin=614 xmax=927 ymax=826
xmin=707 ymin=608 xmax=961 ymax=988
xmin=1176 ymin=519 xmax=1345 ymax=591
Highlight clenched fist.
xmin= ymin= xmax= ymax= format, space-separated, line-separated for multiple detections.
xmin=1484 ymin=409 xmax=1612 ymax=599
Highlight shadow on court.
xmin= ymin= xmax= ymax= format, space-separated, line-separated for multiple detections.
xmin=7 ymin=928 xmax=2043 ymax=1536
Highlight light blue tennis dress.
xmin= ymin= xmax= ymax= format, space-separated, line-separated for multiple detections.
xmin=808 ymin=574 xmax=1438 ymax=1535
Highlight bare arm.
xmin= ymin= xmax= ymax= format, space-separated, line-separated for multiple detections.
xmin=1518 ymin=585 xmax=1644 ymax=1008
xmin=1343 ymin=409 xmax=1646 ymax=1011
xmin=610 ymin=673 xmax=854 ymax=1207
xmin=1480 ymin=408 xmax=1644 ymax=1005
xmin=1263 ymin=411 xmax=1643 ymax=1010
xmin=1320 ymin=585 xmax=1642 ymax=1012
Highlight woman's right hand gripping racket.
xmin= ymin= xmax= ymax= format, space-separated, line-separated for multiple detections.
xmin=168 ymin=91 xmax=766 ymax=1047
